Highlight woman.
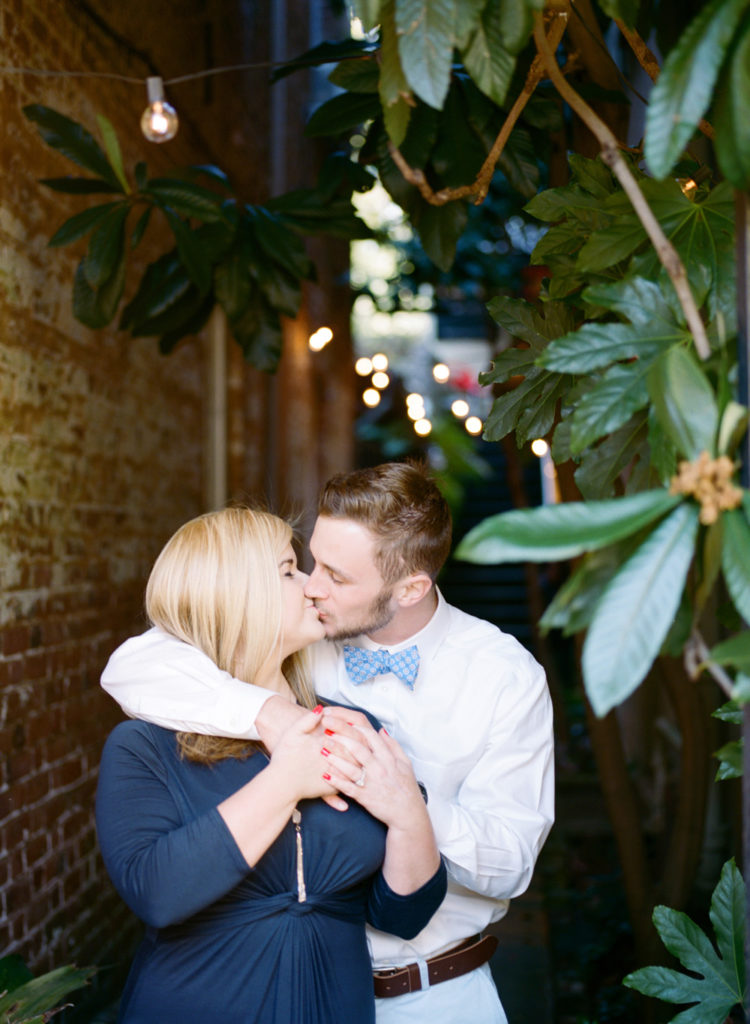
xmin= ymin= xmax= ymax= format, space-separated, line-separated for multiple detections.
xmin=95 ymin=507 xmax=446 ymax=1024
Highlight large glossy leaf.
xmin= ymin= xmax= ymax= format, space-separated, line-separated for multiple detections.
xmin=23 ymin=104 xmax=122 ymax=189
xmin=251 ymin=208 xmax=313 ymax=280
xmin=497 ymin=0 xmax=534 ymax=54
xmin=484 ymin=371 xmax=568 ymax=445
xmin=648 ymin=346 xmax=719 ymax=459
xmin=455 ymin=0 xmax=487 ymax=47
xmin=143 ymin=179 xmax=224 ymax=221
xmin=454 ymin=488 xmax=680 ymax=563
xmin=461 ymin=0 xmax=517 ymax=106
xmin=540 ymin=318 xmax=685 ymax=374
xmin=328 ymin=55 xmax=380 ymax=94
xmin=574 ymin=412 xmax=649 ymax=499
xmin=714 ymin=13 xmax=750 ymax=190
xmin=119 ymin=252 xmax=192 ymax=330
xmin=73 ymin=251 xmax=126 ymax=329
xmin=624 ymin=860 xmax=745 ymax=1021
xmin=410 ymin=199 xmax=468 ymax=271
xmin=540 ymin=541 xmax=640 ymax=635
xmin=0 ymin=963 xmax=95 ymax=1018
xmin=583 ymin=276 xmax=680 ymax=327
xmin=708 ymin=632 xmax=750 ymax=672
xmin=162 ymin=208 xmax=213 ymax=295
xmin=305 ymin=92 xmax=381 ymax=137
xmin=380 ymin=1 xmax=412 ymax=144
xmin=158 ymin=292 xmax=214 ymax=355
xmin=83 ymin=203 xmax=129 ymax=288
xmin=570 ymin=361 xmax=652 ymax=454
xmin=271 ymin=38 xmax=374 ymax=82
xmin=582 ymin=502 xmax=699 ymax=717
xmin=396 ymin=0 xmax=456 ymax=109
xmin=47 ymin=201 xmax=122 ymax=248
xmin=722 ymin=509 xmax=750 ymax=624
xmin=231 ymin=301 xmax=283 ymax=373
xmin=96 ymin=114 xmax=129 ymax=194
xmin=644 ymin=0 xmax=750 ymax=178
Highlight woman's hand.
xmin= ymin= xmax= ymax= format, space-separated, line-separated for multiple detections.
xmin=266 ymin=708 xmax=341 ymax=804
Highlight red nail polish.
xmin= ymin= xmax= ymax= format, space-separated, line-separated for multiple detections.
xmin=313 ymin=704 xmax=324 ymax=713
xmin=322 ymin=772 xmax=331 ymax=781
xmin=382 ymin=728 xmax=389 ymax=736
xmin=321 ymin=747 xmax=331 ymax=757
xmin=324 ymin=728 xmax=335 ymax=737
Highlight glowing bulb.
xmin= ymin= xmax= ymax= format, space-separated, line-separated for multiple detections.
xmin=432 ymin=362 xmax=450 ymax=383
xmin=407 ymin=403 xmax=425 ymax=421
xmin=309 ymin=327 xmax=333 ymax=351
xmin=465 ymin=416 xmax=483 ymax=435
xmin=355 ymin=357 xmax=373 ymax=376
xmin=406 ymin=392 xmax=424 ymax=408
xmin=371 ymin=371 xmax=390 ymax=389
xmin=371 ymin=352 xmax=389 ymax=371
xmin=141 ymin=77 xmax=179 ymax=143
xmin=362 ymin=388 xmax=381 ymax=407
xmin=414 ymin=418 xmax=432 ymax=436
xmin=531 ymin=438 xmax=549 ymax=457
xmin=451 ymin=399 xmax=470 ymax=418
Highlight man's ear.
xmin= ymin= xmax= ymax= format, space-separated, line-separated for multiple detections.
xmin=394 ymin=572 xmax=433 ymax=608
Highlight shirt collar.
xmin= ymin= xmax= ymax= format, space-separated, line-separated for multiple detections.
xmin=335 ymin=588 xmax=450 ymax=684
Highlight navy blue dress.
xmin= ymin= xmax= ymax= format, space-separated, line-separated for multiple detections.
xmin=95 ymin=720 xmax=446 ymax=1023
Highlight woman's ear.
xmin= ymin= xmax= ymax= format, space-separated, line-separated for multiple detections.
xmin=394 ymin=573 xmax=433 ymax=608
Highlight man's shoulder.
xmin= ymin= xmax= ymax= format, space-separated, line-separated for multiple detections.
xmin=442 ymin=600 xmax=537 ymax=658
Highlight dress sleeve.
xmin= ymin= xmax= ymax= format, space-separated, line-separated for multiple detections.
xmin=366 ymin=859 xmax=447 ymax=939
xmin=95 ymin=723 xmax=251 ymax=929
xmin=101 ymin=629 xmax=269 ymax=739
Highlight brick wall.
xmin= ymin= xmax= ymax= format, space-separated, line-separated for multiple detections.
xmin=0 ymin=0 xmax=353 ymax=1002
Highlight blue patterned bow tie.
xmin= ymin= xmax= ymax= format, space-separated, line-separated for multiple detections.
xmin=343 ymin=645 xmax=420 ymax=689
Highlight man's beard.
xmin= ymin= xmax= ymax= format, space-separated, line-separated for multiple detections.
xmin=324 ymin=586 xmax=395 ymax=641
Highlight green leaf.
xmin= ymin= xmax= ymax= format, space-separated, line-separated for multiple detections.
xmin=73 ymin=250 xmax=126 ymax=329
xmin=483 ymin=370 xmax=568 ymax=446
xmin=96 ymin=114 xmax=129 ymax=193
xmin=39 ymin=176 xmax=123 ymax=194
xmin=455 ymin=0 xmax=486 ymax=48
xmin=162 ymin=208 xmax=213 ymax=295
xmin=715 ymin=739 xmax=743 ymax=780
xmin=231 ymin=301 xmax=283 ymax=373
xmin=351 ymin=0 xmax=384 ymax=30
xmin=47 ymin=201 xmax=122 ymax=248
xmin=540 ymin=318 xmax=684 ymax=374
xmin=397 ymin=0 xmax=456 ymax=109
xmin=708 ymin=632 xmax=750 ymax=673
xmin=722 ymin=509 xmax=750 ymax=625
xmin=119 ymin=252 xmax=193 ymax=331
xmin=305 ymin=92 xmax=382 ymax=137
xmin=158 ymin=292 xmax=214 ymax=355
xmin=497 ymin=0 xmax=534 ymax=54
xmin=570 ymin=361 xmax=652 ymax=454
xmin=83 ymin=203 xmax=129 ymax=288
xmin=271 ymin=38 xmax=374 ymax=82
xmin=540 ymin=543 xmax=636 ymax=635
xmin=131 ymin=206 xmax=152 ymax=249
xmin=454 ymin=488 xmax=680 ymax=563
xmin=251 ymin=207 xmax=313 ymax=280
xmin=0 ymin=954 xmax=34 ymax=994
xmin=497 ymin=127 xmax=539 ymax=199
xmin=328 ymin=55 xmax=380 ymax=93
xmin=648 ymin=346 xmax=719 ymax=459
xmin=461 ymin=0 xmax=517 ymax=105
xmin=380 ymin=1 xmax=413 ymax=145
xmin=411 ymin=198 xmax=468 ymax=271
xmin=644 ymin=0 xmax=750 ymax=178
xmin=583 ymin=502 xmax=699 ymax=716
xmin=714 ymin=13 xmax=750 ymax=190
xmin=0 ymin=963 xmax=95 ymax=1018
xmin=574 ymin=413 xmax=649 ymax=499
xmin=143 ymin=179 xmax=224 ymax=221
xmin=23 ymin=104 xmax=123 ymax=189
xmin=717 ymin=401 xmax=749 ymax=457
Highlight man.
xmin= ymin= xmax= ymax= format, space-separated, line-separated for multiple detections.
xmin=101 ymin=461 xmax=554 ymax=1023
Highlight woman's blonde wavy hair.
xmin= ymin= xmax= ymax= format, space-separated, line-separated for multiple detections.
xmin=145 ymin=507 xmax=316 ymax=763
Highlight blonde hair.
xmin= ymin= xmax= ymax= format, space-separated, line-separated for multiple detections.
xmin=145 ymin=507 xmax=316 ymax=762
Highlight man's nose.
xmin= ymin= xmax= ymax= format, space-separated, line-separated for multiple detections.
xmin=304 ymin=566 xmax=326 ymax=599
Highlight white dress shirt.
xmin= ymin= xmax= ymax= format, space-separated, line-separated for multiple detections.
xmin=101 ymin=591 xmax=554 ymax=971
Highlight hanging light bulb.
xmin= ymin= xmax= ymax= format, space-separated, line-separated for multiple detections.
xmin=141 ymin=77 xmax=179 ymax=143
xmin=432 ymin=362 xmax=450 ymax=383
xmin=309 ymin=327 xmax=333 ymax=352
xmin=362 ymin=388 xmax=381 ymax=408
xmin=371 ymin=352 xmax=389 ymax=371
xmin=355 ymin=357 xmax=373 ymax=376
xmin=371 ymin=371 xmax=390 ymax=389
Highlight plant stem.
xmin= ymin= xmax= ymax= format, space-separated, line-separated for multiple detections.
xmin=533 ymin=11 xmax=711 ymax=362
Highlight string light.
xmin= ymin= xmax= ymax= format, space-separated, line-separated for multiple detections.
xmin=371 ymin=353 xmax=389 ymax=371
xmin=308 ymin=326 xmax=333 ymax=351
xmin=371 ymin=371 xmax=390 ymax=389
xmin=141 ymin=77 xmax=178 ymax=143
xmin=465 ymin=416 xmax=483 ymax=435
xmin=355 ymin=357 xmax=373 ymax=376
xmin=451 ymin=399 xmax=470 ymax=418
xmin=405 ymin=392 xmax=424 ymax=408
xmin=414 ymin=418 xmax=432 ymax=436
xmin=531 ymin=438 xmax=549 ymax=457
xmin=432 ymin=362 xmax=450 ymax=383
xmin=362 ymin=388 xmax=381 ymax=407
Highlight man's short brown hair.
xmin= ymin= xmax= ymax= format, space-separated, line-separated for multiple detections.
xmin=317 ymin=461 xmax=452 ymax=585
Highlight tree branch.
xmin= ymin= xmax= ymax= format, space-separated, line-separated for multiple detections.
xmin=685 ymin=628 xmax=735 ymax=698
xmin=387 ymin=14 xmax=569 ymax=208
xmin=533 ymin=12 xmax=711 ymax=362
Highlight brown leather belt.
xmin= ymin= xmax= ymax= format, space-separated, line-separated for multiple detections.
xmin=372 ymin=933 xmax=499 ymax=998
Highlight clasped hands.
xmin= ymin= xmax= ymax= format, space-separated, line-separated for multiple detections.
xmin=264 ymin=701 xmax=423 ymax=828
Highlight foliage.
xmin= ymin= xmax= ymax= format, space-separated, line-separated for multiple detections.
xmin=623 ymin=859 xmax=745 ymax=1023
xmin=0 ymin=954 xmax=95 ymax=1023
xmin=24 ymin=105 xmax=373 ymax=371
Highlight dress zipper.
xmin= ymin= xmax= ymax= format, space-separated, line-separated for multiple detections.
xmin=291 ymin=807 xmax=306 ymax=902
